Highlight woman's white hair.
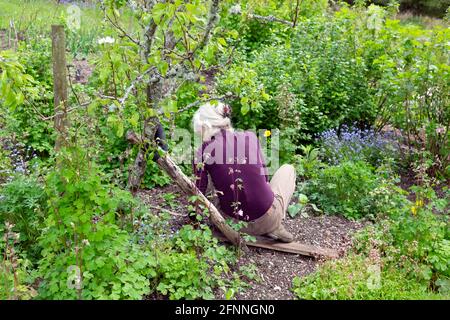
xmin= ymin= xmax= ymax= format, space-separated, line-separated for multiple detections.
xmin=193 ymin=101 xmax=233 ymax=142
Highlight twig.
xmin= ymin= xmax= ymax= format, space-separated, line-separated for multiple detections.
xmin=163 ymin=96 xmax=228 ymax=115
xmin=248 ymin=13 xmax=294 ymax=27
xmin=105 ymin=10 xmax=141 ymax=46
xmin=116 ymin=67 xmax=156 ymax=108
xmin=148 ymin=204 xmax=184 ymax=217
xmin=230 ymin=8 xmax=295 ymax=27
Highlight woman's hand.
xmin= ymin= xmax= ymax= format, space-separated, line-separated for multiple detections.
xmin=153 ymin=123 xmax=169 ymax=162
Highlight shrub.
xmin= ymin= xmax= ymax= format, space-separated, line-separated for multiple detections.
xmin=1 ymin=39 xmax=55 ymax=155
xmin=0 ymin=174 xmax=47 ymax=261
xmin=219 ymin=15 xmax=378 ymax=161
xmin=0 ymin=222 xmax=37 ymax=300
xmin=318 ymin=125 xmax=399 ymax=167
xmin=36 ymin=147 xmax=156 ymax=299
xmin=303 ymin=160 xmax=403 ymax=219
xmin=355 ymin=186 xmax=450 ymax=292
xmin=154 ymin=223 xmax=254 ymax=300
xmin=133 ymin=206 xmax=256 ymax=300
xmin=292 ymin=253 xmax=446 ymax=300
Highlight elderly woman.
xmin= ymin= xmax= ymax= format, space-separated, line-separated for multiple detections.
xmin=192 ymin=102 xmax=296 ymax=243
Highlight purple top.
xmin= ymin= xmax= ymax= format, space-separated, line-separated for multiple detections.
xmin=193 ymin=129 xmax=274 ymax=221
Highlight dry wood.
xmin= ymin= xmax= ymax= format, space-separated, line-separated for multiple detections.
xmin=51 ymin=25 xmax=69 ymax=151
xmin=214 ymin=231 xmax=339 ymax=259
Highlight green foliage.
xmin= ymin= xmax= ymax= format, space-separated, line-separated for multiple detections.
xmin=354 ymin=186 xmax=450 ymax=292
xmin=293 ymin=145 xmax=324 ymax=179
xmin=303 ymin=161 xmax=404 ymax=219
xmin=364 ymin=18 xmax=450 ymax=175
xmin=0 ymin=223 xmax=37 ymax=300
xmin=37 ymin=146 xmax=155 ymax=299
xmin=220 ymin=15 xmax=378 ymax=161
xmin=0 ymin=174 xmax=47 ymax=261
xmin=156 ymin=224 xmax=240 ymax=300
xmin=0 ymin=144 xmax=12 ymax=184
xmin=1 ymin=40 xmax=54 ymax=154
xmin=292 ymin=253 xmax=446 ymax=300
xmin=0 ymin=50 xmax=37 ymax=110
xmin=219 ymin=0 xmax=329 ymax=55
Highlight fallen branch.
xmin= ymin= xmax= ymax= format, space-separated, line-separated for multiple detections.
xmin=156 ymin=154 xmax=243 ymax=247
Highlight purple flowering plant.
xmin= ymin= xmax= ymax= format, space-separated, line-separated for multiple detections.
xmin=317 ymin=125 xmax=399 ymax=167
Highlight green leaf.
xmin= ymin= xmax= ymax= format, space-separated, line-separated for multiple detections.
xmin=158 ymin=61 xmax=169 ymax=77
xmin=128 ymin=113 xmax=139 ymax=128
xmin=218 ymin=38 xmax=227 ymax=47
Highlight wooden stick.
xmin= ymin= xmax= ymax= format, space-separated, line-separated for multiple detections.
xmin=214 ymin=231 xmax=339 ymax=259
xmin=148 ymin=204 xmax=184 ymax=217
xmin=51 ymin=25 xmax=69 ymax=152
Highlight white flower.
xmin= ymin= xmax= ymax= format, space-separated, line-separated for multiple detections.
xmin=108 ymin=104 xmax=117 ymax=112
xmin=230 ymin=4 xmax=241 ymax=15
xmin=237 ymin=209 xmax=243 ymax=217
xmin=98 ymin=36 xmax=115 ymax=45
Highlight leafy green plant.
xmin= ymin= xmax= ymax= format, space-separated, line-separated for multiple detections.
xmin=155 ymin=224 xmax=254 ymax=300
xmin=292 ymin=253 xmax=446 ymax=300
xmin=37 ymin=146 xmax=156 ymax=299
xmin=354 ymin=185 xmax=449 ymax=294
xmin=0 ymin=222 xmax=37 ymax=300
xmin=1 ymin=40 xmax=54 ymax=155
xmin=288 ymin=193 xmax=322 ymax=218
xmin=303 ymin=160 xmax=403 ymax=219
xmin=293 ymin=145 xmax=324 ymax=179
xmin=0 ymin=174 xmax=47 ymax=262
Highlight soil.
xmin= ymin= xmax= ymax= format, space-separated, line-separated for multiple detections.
xmin=137 ymin=185 xmax=367 ymax=300
xmin=69 ymin=58 xmax=94 ymax=85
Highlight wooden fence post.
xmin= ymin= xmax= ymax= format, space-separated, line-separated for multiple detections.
xmin=51 ymin=25 xmax=69 ymax=151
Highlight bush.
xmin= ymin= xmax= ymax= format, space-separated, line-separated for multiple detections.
xmin=155 ymin=224 xmax=241 ymax=300
xmin=355 ymin=186 xmax=450 ymax=292
xmin=318 ymin=125 xmax=399 ymax=167
xmin=1 ymin=39 xmax=55 ymax=155
xmin=0 ymin=174 xmax=47 ymax=261
xmin=293 ymin=253 xmax=446 ymax=300
xmin=242 ymin=17 xmax=376 ymax=137
xmin=293 ymin=181 xmax=449 ymax=300
xmin=303 ymin=160 xmax=404 ymax=219
xmin=0 ymin=222 xmax=37 ymax=300
xmin=36 ymin=147 xmax=155 ymax=299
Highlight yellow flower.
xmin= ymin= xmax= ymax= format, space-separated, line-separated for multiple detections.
xmin=264 ymin=130 xmax=271 ymax=137
xmin=415 ymin=199 xmax=424 ymax=208
xmin=411 ymin=206 xmax=417 ymax=216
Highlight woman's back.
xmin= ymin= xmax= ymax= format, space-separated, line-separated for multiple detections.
xmin=194 ymin=129 xmax=274 ymax=221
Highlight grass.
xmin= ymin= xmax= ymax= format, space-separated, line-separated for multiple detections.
xmin=0 ymin=0 xmax=139 ymax=56
xmin=0 ymin=0 xmax=102 ymax=31
xmin=396 ymin=11 xmax=448 ymax=28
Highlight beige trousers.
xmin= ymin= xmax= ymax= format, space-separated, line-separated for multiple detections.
xmin=207 ymin=164 xmax=296 ymax=236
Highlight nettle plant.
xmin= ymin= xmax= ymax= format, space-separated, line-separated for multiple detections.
xmin=91 ymin=0 xmax=268 ymax=190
